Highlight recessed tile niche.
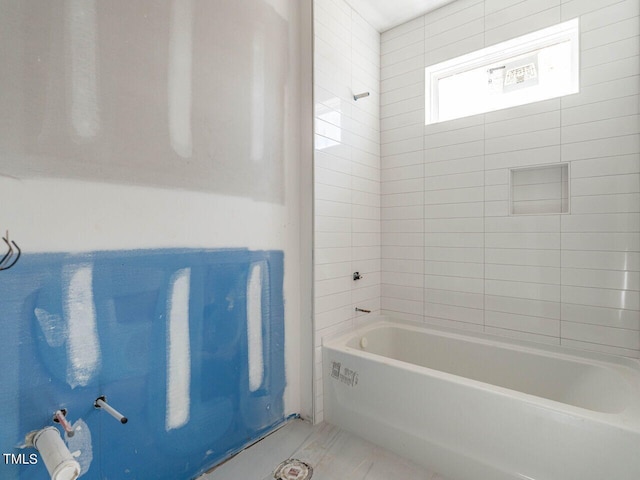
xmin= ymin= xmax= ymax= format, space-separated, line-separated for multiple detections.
xmin=510 ymin=163 xmax=569 ymax=215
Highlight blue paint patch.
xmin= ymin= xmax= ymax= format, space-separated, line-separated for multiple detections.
xmin=0 ymin=249 xmax=286 ymax=479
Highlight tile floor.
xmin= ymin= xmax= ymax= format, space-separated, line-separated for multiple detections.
xmin=199 ymin=419 xmax=449 ymax=480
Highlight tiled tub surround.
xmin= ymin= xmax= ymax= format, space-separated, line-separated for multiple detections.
xmin=380 ymin=0 xmax=640 ymax=357
xmin=323 ymin=319 xmax=640 ymax=480
xmin=313 ymin=0 xmax=381 ymax=422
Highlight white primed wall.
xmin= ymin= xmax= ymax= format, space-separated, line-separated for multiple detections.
xmin=313 ymin=0 xmax=381 ymax=422
xmin=380 ymin=0 xmax=640 ymax=357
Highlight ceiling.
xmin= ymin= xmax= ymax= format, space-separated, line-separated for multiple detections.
xmin=344 ymin=0 xmax=456 ymax=32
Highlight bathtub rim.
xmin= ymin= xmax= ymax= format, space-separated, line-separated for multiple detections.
xmin=322 ymin=316 xmax=640 ymax=430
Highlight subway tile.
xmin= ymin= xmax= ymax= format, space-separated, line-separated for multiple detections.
xmin=564 ymin=76 xmax=640 ymax=108
xmin=424 ymin=33 xmax=485 ymax=66
xmin=560 ymin=339 xmax=639 ymax=359
xmin=424 ymin=246 xmax=484 ymax=263
xmin=381 ymin=178 xmax=423 ymax=195
xmin=381 ymin=69 xmax=425 ymax=94
xmin=571 ymin=193 xmax=640 ymax=214
xmin=315 ymin=261 xmax=351 ymax=281
xmin=485 ymin=295 xmax=561 ymax=319
xmin=382 ymin=15 xmax=425 ymax=43
xmin=485 ymin=279 xmax=561 ymax=302
xmin=571 ymin=173 xmax=640 ymax=196
xmin=485 ymin=327 xmax=560 ymax=345
xmin=485 ymin=248 xmax=560 ymax=267
xmin=316 ymin=291 xmax=351 ymax=314
xmin=382 ymin=284 xmax=423 ymax=302
xmin=561 ymin=250 xmax=640 ymax=272
xmin=381 ymin=26 xmax=425 ymax=56
xmin=485 ymin=129 xmax=561 ymax=155
xmin=352 ymin=204 xmax=380 ymax=220
xmin=425 ymin=288 xmax=484 ymax=310
xmin=381 ymin=205 xmax=423 ymax=220
xmin=484 ymin=200 xmax=509 ymax=217
xmin=425 ymin=18 xmax=485 ymax=53
xmin=382 ymin=124 xmax=424 ymax=145
xmin=381 ymin=54 xmax=425 ymax=81
xmin=382 ymin=191 xmax=423 ymax=207
xmin=425 ymin=171 xmax=484 ymax=191
xmin=427 ymin=157 xmax=485 ymax=176
xmin=316 ymin=231 xmax=351 ymax=248
xmin=561 ymin=232 xmax=640 ymax=252
xmin=425 ymin=302 xmax=484 ymax=324
xmin=579 ymin=0 xmax=640 ymax=33
xmin=352 ymin=232 xmax=380 ymax=247
xmin=424 ymin=316 xmax=484 ymax=332
xmin=424 ymin=125 xmax=485 ymax=149
xmin=382 ymin=258 xmax=424 ymax=274
xmin=424 ymin=186 xmax=484 ymax=204
xmin=382 ymin=271 xmax=423 ymax=288
xmin=485 ymin=215 xmax=560 ymax=233
xmin=561 ymin=0 xmax=624 ymax=20
xmin=563 ymin=94 xmax=639 ymax=127
xmin=381 ymin=296 xmax=424 ymax=316
xmin=383 ymin=219 xmax=423 ymax=232
xmin=582 ymin=36 xmax=640 ymax=70
xmin=485 ymin=184 xmax=509 ymax=201
xmin=425 ymin=140 xmax=485 ymax=163
xmin=485 ymin=310 xmax=560 ymax=337
xmin=485 ymin=146 xmax=560 ymax=170
xmin=561 ymin=213 xmax=640 ymax=232
xmin=562 ymin=115 xmax=640 ymax=144
xmin=425 ymin=274 xmax=484 ymax=294
xmin=315 ymin=276 xmax=352 ymax=298
xmin=562 ymin=268 xmax=640 ymax=291
xmin=485 ymin=232 xmax=560 ymax=250
xmin=570 ymin=154 xmax=640 ymax=178
xmin=425 ymin=217 xmax=484 ymax=232
xmin=485 ymin=0 xmax=560 ymax=31
xmin=485 ymin=98 xmax=560 ymax=124
xmin=315 ymin=199 xmax=351 ymax=219
xmin=485 ymin=111 xmax=561 ymax=139
xmin=485 ymin=264 xmax=560 ymax=285
xmin=425 ymin=232 xmax=483 ymax=248
xmin=382 ymin=164 xmax=423 ymax=182
xmin=561 ymin=303 xmax=640 ymax=330
xmin=425 ymin=261 xmax=484 ymax=279
xmin=562 ymin=321 xmax=640 ymax=350
xmin=426 ymin=1 xmax=484 ymax=37
xmin=382 ymin=245 xmax=424 ymax=260
xmin=421 ymin=199 xmax=476 ymax=217
xmin=315 ymin=247 xmax=351 ymax=265
xmin=315 ymin=216 xmax=350 ymax=233
xmin=562 ymin=285 xmax=640 ymax=310
xmin=381 ymin=108 xmax=424 ymax=130
xmin=485 ymin=6 xmax=562 ymax=46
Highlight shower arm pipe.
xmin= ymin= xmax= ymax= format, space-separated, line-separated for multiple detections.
xmin=353 ymin=92 xmax=370 ymax=101
xmin=94 ymin=396 xmax=128 ymax=424
xmin=53 ymin=410 xmax=75 ymax=437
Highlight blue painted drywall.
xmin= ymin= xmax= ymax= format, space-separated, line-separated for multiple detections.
xmin=0 ymin=248 xmax=286 ymax=479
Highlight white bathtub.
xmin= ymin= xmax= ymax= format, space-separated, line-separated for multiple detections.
xmin=322 ymin=319 xmax=640 ymax=480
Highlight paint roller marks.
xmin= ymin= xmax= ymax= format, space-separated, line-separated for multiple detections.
xmin=34 ymin=308 xmax=67 ymax=347
xmin=64 ymin=263 xmax=101 ymax=388
xmin=247 ymin=262 xmax=265 ymax=392
xmin=166 ymin=268 xmax=191 ymax=431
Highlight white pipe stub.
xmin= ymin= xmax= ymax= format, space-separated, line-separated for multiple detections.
xmin=33 ymin=427 xmax=81 ymax=480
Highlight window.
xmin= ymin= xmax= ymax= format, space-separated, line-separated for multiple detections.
xmin=425 ymin=19 xmax=579 ymax=124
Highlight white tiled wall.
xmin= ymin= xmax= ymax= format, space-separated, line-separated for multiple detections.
xmin=314 ymin=0 xmax=381 ymax=422
xmin=380 ymin=0 xmax=640 ymax=357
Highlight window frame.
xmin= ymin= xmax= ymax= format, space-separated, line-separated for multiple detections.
xmin=425 ymin=18 xmax=580 ymax=125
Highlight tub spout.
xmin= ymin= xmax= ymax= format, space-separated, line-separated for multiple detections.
xmin=355 ymin=307 xmax=371 ymax=313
